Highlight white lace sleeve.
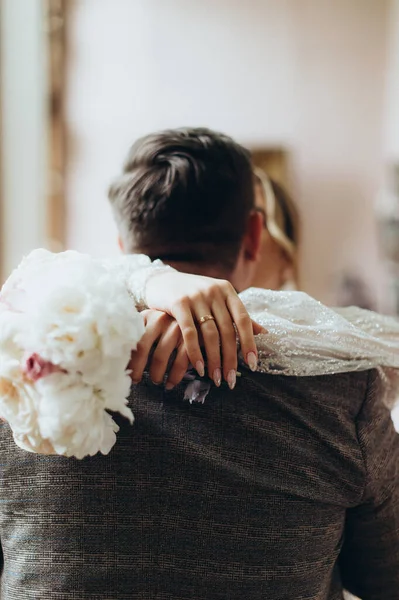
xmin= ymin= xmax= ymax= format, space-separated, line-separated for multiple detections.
xmin=101 ymin=254 xmax=174 ymax=311
xmin=239 ymin=288 xmax=399 ymax=408
xmin=334 ymin=306 xmax=399 ymax=342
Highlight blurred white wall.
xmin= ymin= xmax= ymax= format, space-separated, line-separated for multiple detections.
xmin=385 ymin=0 xmax=399 ymax=161
xmin=65 ymin=0 xmax=390 ymax=304
xmin=0 ymin=0 xmax=47 ymax=278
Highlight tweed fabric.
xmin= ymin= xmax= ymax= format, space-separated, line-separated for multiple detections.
xmin=0 ymin=369 xmax=398 ymax=599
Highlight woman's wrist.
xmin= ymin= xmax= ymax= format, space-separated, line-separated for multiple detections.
xmin=126 ymin=260 xmax=175 ymax=311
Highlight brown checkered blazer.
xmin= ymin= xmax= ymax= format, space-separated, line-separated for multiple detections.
xmin=0 ymin=369 xmax=398 ymax=599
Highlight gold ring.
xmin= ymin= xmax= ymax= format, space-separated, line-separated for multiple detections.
xmin=198 ymin=314 xmax=215 ymax=325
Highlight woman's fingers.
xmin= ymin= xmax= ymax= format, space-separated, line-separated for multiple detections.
xmin=149 ymin=321 xmax=181 ymax=385
xmin=210 ymin=298 xmax=238 ymax=389
xmin=144 ymin=272 xmax=263 ymax=382
xmin=129 ymin=310 xmax=166 ymax=383
xmin=226 ymin=292 xmax=259 ymax=372
xmin=192 ymin=299 xmax=223 ymax=387
xmin=139 ymin=276 xmax=267 ymax=389
xmin=130 ymin=310 xmax=191 ymax=387
xmin=130 ymin=309 xmax=191 ymax=388
xmin=165 ymin=344 xmax=190 ymax=389
xmin=170 ymin=298 xmax=205 ymax=377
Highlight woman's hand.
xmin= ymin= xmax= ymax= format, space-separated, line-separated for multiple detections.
xmin=143 ymin=272 xmax=266 ymax=388
xmin=129 ymin=310 xmax=189 ymax=390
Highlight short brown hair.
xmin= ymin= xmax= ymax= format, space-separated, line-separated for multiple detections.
xmin=108 ymin=128 xmax=255 ymax=271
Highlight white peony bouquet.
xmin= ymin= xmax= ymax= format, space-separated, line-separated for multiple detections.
xmin=0 ymin=249 xmax=145 ymax=459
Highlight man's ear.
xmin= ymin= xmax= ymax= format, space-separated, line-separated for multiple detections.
xmin=243 ymin=210 xmax=263 ymax=262
xmin=118 ymin=236 xmax=125 ymax=253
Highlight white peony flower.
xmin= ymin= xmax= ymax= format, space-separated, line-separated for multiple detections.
xmin=0 ymin=249 xmax=145 ymax=458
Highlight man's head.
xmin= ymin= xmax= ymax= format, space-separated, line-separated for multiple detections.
xmin=108 ymin=127 xmax=263 ymax=291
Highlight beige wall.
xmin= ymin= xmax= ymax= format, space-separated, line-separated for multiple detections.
xmin=385 ymin=0 xmax=399 ymax=162
xmin=65 ymin=0 xmax=390 ymax=305
xmin=0 ymin=0 xmax=47 ymax=278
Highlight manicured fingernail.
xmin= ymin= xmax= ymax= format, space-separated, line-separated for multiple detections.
xmin=247 ymin=351 xmax=258 ymax=372
xmin=165 ymin=382 xmax=174 ymax=391
xmin=227 ymin=370 xmax=236 ymax=390
xmin=196 ymin=361 xmax=205 ymax=377
xmin=213 ymin=368 xmax=222 ymax=387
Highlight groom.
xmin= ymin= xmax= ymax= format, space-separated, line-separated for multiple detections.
xmin=107 ymin=128 xmax=399 ymax=598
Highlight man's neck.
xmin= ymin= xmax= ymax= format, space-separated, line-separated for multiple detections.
xmin=166 ymin=260 xmax=230 ymax=281
xmin=163 ymin=260 xmax=244 ymax=293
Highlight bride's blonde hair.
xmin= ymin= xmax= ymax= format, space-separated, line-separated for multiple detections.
xmin=253 ymin=167 xmax=300 ymax=287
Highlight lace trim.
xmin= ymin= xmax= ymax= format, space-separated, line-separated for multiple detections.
xmin=102 ymin=254 xmax=174 ymax=311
